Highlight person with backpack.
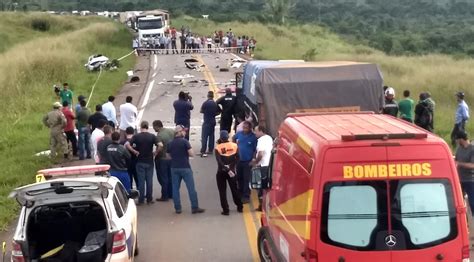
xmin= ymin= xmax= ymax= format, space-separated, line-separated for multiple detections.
xmin=414 ymin=93 xmax=434 ymax=132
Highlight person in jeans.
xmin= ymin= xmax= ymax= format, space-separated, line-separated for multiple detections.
xmin=451 ymin=92 xmax=470 ymax=147
xmin=107 ymin=132 xmax=132 ymax=192
xmin=233 ymin=121 xmax=257 ymax=204
xmin=76 ymin=99 xmax=91 ymax=160
xmin=252 ymin=125 xmax=273 ymax=211
xmin=123 ymin=127 xmax=138 ymax=188
xmin=62 ymin=101 xmax=77 ymax=157
xmin=200 ymin=91 xmax=220 ymax=157
xmin=167 ymin=125 xmax=205 ymax=214
xmin=173 ymin=91 xmax=194 ymax=140
xmin=455 ymin=131 xmax=474 ymax=214
xmin=153 ymin=120 xmax=175 ymax=201
xmin=215 ymin=130 xmax=243 ymax=215
xmin=128 ymin=121 xmax=161 ymax=205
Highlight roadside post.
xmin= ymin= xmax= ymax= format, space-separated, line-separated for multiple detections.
xmin=2 ymin=241 xmax=6 ymax=262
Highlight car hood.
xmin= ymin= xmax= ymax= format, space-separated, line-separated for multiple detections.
xmin=9 ymin=180 xmax=112 ymax=206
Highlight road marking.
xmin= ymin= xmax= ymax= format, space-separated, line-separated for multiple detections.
xmin=137 ymin=79 xmax=155 ymax=124
xmin=153 ymin=54 xmax=158 ymax=70
xmin=195 ymin=55 xmax=218 ymax=95
xmin=243 ymin=203 xmax=260 ymax=262
xmin=152 ymin=72 xmax=157 ymax=78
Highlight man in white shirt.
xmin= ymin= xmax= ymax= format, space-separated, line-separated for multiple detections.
xmin=91 ymin=119 xmax=107 ymax=163
xmin=252 ymin=125 xmax=273 ymax=211
xmin=102 ymin=95 xmax=118 ymax=129
xmin=119 ymin=96 xmax=138 ymax=142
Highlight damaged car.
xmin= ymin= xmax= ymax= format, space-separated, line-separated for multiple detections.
xmin=85 ymin=55 xmax=110 ymax=71
xmin=9 ymin=165 xmax=139 ymax=262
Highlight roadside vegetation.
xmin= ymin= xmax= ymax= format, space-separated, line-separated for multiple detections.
xmin=0 ymin=13 xmax=135 ymax=230
xmin=174 ymin=16 xmax=473 ymax=143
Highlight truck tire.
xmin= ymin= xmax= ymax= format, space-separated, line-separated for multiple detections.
xmin=258 ymin=227 xmax=277 ymax=262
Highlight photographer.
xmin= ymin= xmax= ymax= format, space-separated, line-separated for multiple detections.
xmin=173 ymin=91 xmax=194 ymax=140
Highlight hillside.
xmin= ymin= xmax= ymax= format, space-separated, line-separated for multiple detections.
xmin=174 ymin=16 xmax=473 ymax=142
xmin=0 ymin=13 xmax=135 ymax=230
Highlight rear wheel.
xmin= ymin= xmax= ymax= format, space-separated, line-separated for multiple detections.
xmin=257 ymin=227 xmax=273 ymax=262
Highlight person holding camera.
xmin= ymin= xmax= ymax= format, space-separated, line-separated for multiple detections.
xmin=173 ymin=91 xmax=194 ymax=140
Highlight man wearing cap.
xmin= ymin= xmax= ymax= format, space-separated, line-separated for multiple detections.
xmin=455 ymin=131 xmax=474 ymax=214
xmin=451 ymin=92 xmax=470 ymax=146
xmin=215 ymin=130 xmax=243 ymax=215
xmin=43 ymin=102 xmax=68 ymax=160
xmin=58 ymin=83 xmax=73 ymax=107
xmin=216 ymin=88 xmax=235 ymax=133
xmin=382 ymin=87 xmax=399 ymax=117
xmin=200 ymin=91 xmax=221 ymax=157
xmin=167 ymin=125 xmax=205 ymax=214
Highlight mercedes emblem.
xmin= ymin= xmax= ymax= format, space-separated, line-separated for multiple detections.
xmin=385 ymin=235 xmax=397 ymax=247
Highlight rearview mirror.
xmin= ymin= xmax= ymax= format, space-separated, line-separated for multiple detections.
xmin=128 ymin=189 xmax=140 ymax=200
xmin=251 ymin=166 xmax=271 ymax=190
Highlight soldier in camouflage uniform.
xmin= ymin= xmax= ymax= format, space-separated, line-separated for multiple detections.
xmin=43 ymin=102 xmax=68 ymax=160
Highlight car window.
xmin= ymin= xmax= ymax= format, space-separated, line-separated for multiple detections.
xmin=328 ymin=185 xmax=378 ymax=247
xmin=115 ymin=184 xmax=129 ymax=213
xmin=113 ymin=194 xmax=124 ymax=218
xmin=392 ymin=180 xmax=457 ymax=248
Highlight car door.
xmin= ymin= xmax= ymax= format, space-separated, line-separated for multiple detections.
xmin=113 ymin=184 xmax=137 ymax=260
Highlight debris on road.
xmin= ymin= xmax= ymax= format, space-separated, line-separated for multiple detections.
xmin=219 ymin=68 xmax=229 ymax=72
xmin=173 ymin=74 xmax=195 ymax=79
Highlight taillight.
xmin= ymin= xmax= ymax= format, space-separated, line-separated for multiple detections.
xmin=112 ymin=229 xmax=127 ymax=254
xmin=462 ymin=245 xmax=470 ymax=262
xmin=11 ymin=241 xmax=25 ymax=262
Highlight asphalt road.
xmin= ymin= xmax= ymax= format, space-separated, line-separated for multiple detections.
xmin=134 ymin=51 xmax=260 ymax=262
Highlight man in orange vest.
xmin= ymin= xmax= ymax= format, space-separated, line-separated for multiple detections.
xmin=215 ymin=130 xmax=243 ymax=215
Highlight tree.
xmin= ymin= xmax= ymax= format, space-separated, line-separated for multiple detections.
xmin=265 ymin=0 xmax=295 ymax=24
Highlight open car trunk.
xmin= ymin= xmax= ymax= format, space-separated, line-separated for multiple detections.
xmin=26 ymin=201 xmax=109 ymax=262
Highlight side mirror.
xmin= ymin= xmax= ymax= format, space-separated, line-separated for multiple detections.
xmin=128 ymin=189 xmax=140 ymax=200
xmin=251 ymin=166 xmax=271 ymax=190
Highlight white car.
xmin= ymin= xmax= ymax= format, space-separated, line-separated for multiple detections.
xmin=85 ymin=54 xmax=110 ymax=71
xmin=9 ymin=165 xmax=139 ymax=262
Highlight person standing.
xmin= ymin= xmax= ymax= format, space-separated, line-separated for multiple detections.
xmin=180 ymin=34 xmax=186 ymax=54
xmin=102 ymin=96 xmax=118 ymax=129
xmin=97 ymin=125 xmax=113 ymax=164
xmin=88 ymin=104 xmax=108 ymax=132
xmin=43 ymin=102 xmax=68 ymax=160
xmin=58 ymin=83 xmax=73 ymax=107
xmin=153 ymin=120 xmax=175 ymax=201
xmin=173 ymin=91 xmax=194 ymax=140
xmin=233 ymin=121 xmax=257 ymax=204
xmin=76 ymin=99 xmax=91 ymax=160
xmin=215 ymin=130 xmax=243 ymax=215
xmin=200 ymin=91 xmax=220 ymax=157
xmin=128 ymin=121 xmax=161 ymax=205
xmin=107 ymin=131 xmax=132 ymax=193
xmin=75 ymin=95 xmax=85 ymax=113
xmin=382 ymin=87 xmax=399 ymax=117
xmin=119 ymin=96 xmax=138 ymax=141
xmin=123 ymin=126 xmax=138 ymax=188
xmin=171 ymin=34 xmax=178 ymax=54
xmin=167 ymin=125 xmax=205 ymax=214
xmin=62 ymin=101 xmax=78 ymax=157
xmin=91 ymin=119 xmax=108 ymax=164
xmin=414 ymin=93 xmax=434 ymax=132
xmin=451 ymin=92 xmax=470 ymax=147
xmin=252 ymin=125 xmax=273 ymax=211
xmin=216 ymin=88 xmax=236 ymax=132
xmin=398 ymin=90 xmax=414 ymax=123
xmin=455 ymin=131 xmax=474 ymax=214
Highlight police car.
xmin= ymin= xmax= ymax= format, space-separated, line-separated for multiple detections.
xmin=9 ymin=165 xmax=139 ymax=262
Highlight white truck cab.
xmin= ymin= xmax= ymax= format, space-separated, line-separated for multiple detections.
xmin=137 ymin=15 xmax=168 ymax=44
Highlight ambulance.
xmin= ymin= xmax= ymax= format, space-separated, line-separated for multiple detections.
xmin=253 ymin=113 xmax=470 ymax=262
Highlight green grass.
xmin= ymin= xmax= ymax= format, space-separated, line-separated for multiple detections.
xmin=0 ymin=13 xmax=135 ymax=231
xmin=174 ymin=16 xmax=473 ymax=143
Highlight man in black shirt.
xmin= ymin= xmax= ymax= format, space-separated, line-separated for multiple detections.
xmin=88 ymin=104 xmax=108 ymax=131
xmin=200 ymin=91 xmax=221 ymax=157
xmin=128 ymin=121 xmax=162 ymax=205
xmin=216 ymin=88 xmax=235 ymax=132
xmin=382 ymin=87 xmax=399 ymax=117
xmin=107 ymin=132 xmax=132 ymax=192
xmin=97 ymin=125 xmax=113 ymax=164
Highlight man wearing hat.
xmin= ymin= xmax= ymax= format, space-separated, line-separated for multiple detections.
xmin=382 ymin=87 xmax=399 ymax=117
xmin=215 ymin=130 xmax=243 ymax=215
xmin=455 ymin=131 xmax=474 ymax=214
xmin=200 ymin=91 xmax=221 ymax=157
xmin=42 ymin=102 xmax=68 ymax=160
xmin=216 ymin=88 xmax=236 ymax=132
xmin=451 ymin=92 xmax=470 ymax=146
xmin=167 ymin=125 xmax=205 ymax=214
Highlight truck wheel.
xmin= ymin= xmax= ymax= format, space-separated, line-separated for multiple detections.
xmin=258 ymin=227 xmax=273 ymax=262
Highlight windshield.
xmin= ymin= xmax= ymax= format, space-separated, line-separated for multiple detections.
xmin=321 ymin=179 xmax=457 ymax=251
xmin=138 ymin=19 xmax=163 ymax=30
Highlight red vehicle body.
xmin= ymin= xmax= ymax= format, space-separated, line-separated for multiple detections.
xmin=258 ymin=113 xmax=470 ymax=262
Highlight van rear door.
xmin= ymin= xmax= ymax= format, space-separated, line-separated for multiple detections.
xmin=317 ymin=146 xmax=391 ymax=262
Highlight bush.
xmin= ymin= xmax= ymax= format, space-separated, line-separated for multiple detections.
xmin=31 ymin=18 xmax=50 ymax=31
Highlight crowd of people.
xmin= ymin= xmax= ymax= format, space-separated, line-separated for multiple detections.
xmin=133 ymin=26 xmax=257 ymax=56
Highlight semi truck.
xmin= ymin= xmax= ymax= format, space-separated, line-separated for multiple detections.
xmin=133 ymin=10 xmax=170 ymax=43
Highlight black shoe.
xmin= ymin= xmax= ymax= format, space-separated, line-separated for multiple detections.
xmin=176 ymin=210 xmax=182 ymax=214
xmin=255 ymin=206 xmax=262 ymax=212
xmin=147 ymin=200 xmax=155 ymax=205
xmin=221 ymin=211 xmax=230 ymax=216
xmin=242 ymin=198 xmax=250 ymax=204
xmin=192 ymin=208 xmax=206 ymax=214
xmin=237 ymin=207 xmax=243 ymax=213
xmin=156 ymin=198 xmax=169 ymax=202
xmin=86 ymin=155 xmax=92 ymax=159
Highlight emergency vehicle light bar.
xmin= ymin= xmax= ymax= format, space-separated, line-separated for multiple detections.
xmin=341 ymin=133 xmax=428 ymax=142
xmin=37 ymin=165 xmax=110 ymax=180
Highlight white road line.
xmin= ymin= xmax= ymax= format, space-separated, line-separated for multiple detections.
xmin=152 ymin=72 xmax=157 ymax=78
xmin=137 ymin=79 xmax=155 ymax=124
xmin=153 ymin=54 xmax=158 ymax=70
xmin=230 ymin=53 xmax=246 ymax=61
